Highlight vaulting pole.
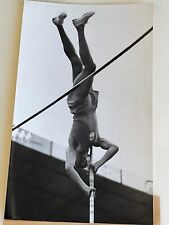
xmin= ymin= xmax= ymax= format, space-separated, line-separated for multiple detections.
xmin=89 ymin=146 xmax=95 ymax=223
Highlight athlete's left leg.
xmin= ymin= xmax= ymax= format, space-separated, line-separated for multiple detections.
xmin=52 ymin=13 xmax=83 ymax=82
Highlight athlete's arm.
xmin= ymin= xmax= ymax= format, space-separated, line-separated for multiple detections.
xmin=93 ymin=138 xmax=119 ymax=173
xmin=65 ymin=146 xmax=95 ymax=196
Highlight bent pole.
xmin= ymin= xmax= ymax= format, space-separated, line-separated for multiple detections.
xmin=89 ymin=146 xmax=95 ymax=223
xmin=12 ymin=26 xmax=153 ymax=131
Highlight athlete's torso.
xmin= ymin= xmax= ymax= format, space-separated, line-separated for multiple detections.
xmin=67 ymin=90 xmax=100 ymax=152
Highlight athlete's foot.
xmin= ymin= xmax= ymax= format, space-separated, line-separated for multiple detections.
xmin=72 ymin=11 xmax=95 ymax=27
xmin=52 ymin=12 xmax=67 ymax=26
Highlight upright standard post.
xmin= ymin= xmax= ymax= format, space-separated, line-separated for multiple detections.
xmin=89 ymin=146 xmax=95 ymax=223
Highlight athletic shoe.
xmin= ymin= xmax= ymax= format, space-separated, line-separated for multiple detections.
xmin=72 ymin=11 xmax=95 ymax=27
xmin=52 ymin=12 xmax=67 ymax=25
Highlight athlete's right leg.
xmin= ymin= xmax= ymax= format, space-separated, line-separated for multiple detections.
xmin=52 ymin=13 xmax=83 ymax=81
xmin=72 ymin=12 xmax=96 ymax=99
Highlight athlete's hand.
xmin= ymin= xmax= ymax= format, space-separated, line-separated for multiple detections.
xmin=85 ymin=186 xmax=96 ymax=197
xmin=90 ymin=163 xmax=99 ymax=174
xmin=89 ymin=132 xmax=95 ymax=143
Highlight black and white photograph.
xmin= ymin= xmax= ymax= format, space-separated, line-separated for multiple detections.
xmin=5 ymin=1 xmax=153 ymax=224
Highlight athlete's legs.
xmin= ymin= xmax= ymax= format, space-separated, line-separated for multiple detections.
xmin=71 ymin=12 xmax=96 ymax=99
xmin=52 ymin=13 xmax=83 ymax=81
